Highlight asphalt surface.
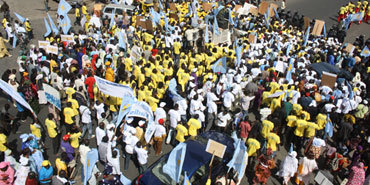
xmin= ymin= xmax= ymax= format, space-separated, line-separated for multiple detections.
xmin=0 ymin=0 xmax=368 ymax=184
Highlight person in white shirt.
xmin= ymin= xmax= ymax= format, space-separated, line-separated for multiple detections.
xmin=80 ymin=105 xmax=93 ymax=139
xmin=154 ymin=102 xmax=167 ymax=124
xmin=167 ymin=104 xmax=181 ymax=144
xmin=206 ymin=90 xmax=219 ymax=131
xmin=217 ymin=109 xmax=232 ymax=132
xmin=94 ymin=101 xmax=105 ymax=120
xmin=134 ymin=142 xmax=148 ymax=174
xmin=222 ymin=90 xmax=235 ymax=111
xmin=153 ymin=119 xmax=166 ymax=155
xmin=241 ymin=92 xmax=255 ymax=119
xmin=95 ymin=122 xmax=105 ymax=146
xmin=123 ymin=129 xmax=139 ymax=171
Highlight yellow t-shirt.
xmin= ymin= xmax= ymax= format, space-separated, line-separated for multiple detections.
xmin=294 ymin=119 xmax=307 ymax=137
xmin=187 ymin=118 xmax=201 ymax=136
xmin=176 ymin=124 xmax=188 ymax=143
xmin=105 ymin=67 xmax=115 ymax=82
xmin=261 ymin=120 xmax=274 ymax=138
xmin=286 ymin=115 xmax=297 ymax=127
xmin=82 ymin=5 xmax=87 ymax=15
xmin=65 ymin=87 xmax=75 ymax=100
xmin=64 ymin=107 xmax=75 ymax=124
xmin=0 ymin=133 xmax=7 ymax=152
xmin=247 ymin=138 xmax=260 ymax=157
xmin=305 ymin=122 xmax=319 ymax=138
xmin=316 ymin=113 xmax=327 ymax=130
xmin=55 ymin=158 xmax=67 ymax=175
xmin=70 ymin=132 xmax=81 ymax=148
xmin=30 ymin=124 xmax=42 ymax=139
xmin=45 ymin=118 xmax=57 ymax=138
xmin=267 ymin=133 xmax=280 ymax=151
xmin=68 ymin=98 xmax=79 ymax=116
xmin=173 ymin=42 xmax=181 ymax=55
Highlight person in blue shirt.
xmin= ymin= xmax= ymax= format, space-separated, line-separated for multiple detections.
xmin=39 ymin=160 xmax=53 ymax=184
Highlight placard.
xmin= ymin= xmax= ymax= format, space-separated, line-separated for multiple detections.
xmin=275 ymin=61 xmax=286 ymax=73
xmin=258 ymin=1 xmax=269 ymax=15
xmin=38 ymin=40 xmax=50 ymax=49
xmin=203 ymin=3 xmax=213 ymax=12
xmin=169 ymin=3 xmax=177 ymax=12
xmin=249 ymin=7 xmax=259 ymax=16
xmin=321 ymin=71 xmax=337 ymax=89
xmin=169 ymin=13 xmax=179 ymax=20
xmin=47 ymin=45 xmax=58 ymax=55
xmin=269 ymin=3 xmax=278 ymax=17
xmin=248 ymin=33 xmax=256 ymax=43
xmin=311 ymin=19 xmax=325 ymax=36
xmin=206 ymin=139 xmax=227 ymax=158
xmin=345 ymin=43 xmax=355 ymax=54
xmin=304 ymin=17 xmax=310 ymax=30
xmin=234 ymin=5 xmax=242 ymax=12
xmin=61 ymin=34 xmax=74 ymax=42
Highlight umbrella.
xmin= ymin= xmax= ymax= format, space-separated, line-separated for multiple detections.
xmin=267 ymin=91 xmax=284 ymax=98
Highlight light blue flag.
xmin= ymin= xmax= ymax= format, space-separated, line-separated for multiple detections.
xmin=116 ymin=96 xmax=136 ymax=127
xmin=61 ymin=15 xmax=71 ymax=34
xmin=118 ymin=31 xmax=126 ymax=49
xmin=285 ymin=58 xmax=294 ymax=82
xmin=228 ymin=8 xmax=234 ymax=26
xmin=286 ymin=43 xmax=292 ymax=56
xmin=277 ymin=42 xmax=281 ymax=51
xmin=44 ymin=17 xmax=52 ymax=37
xmin=110 ymin=9 xmax=116 ymax=29
xmin=360 ymin=46 xmax=370 ymax=57
xmin=205 ymin=22 xmax=209 ymax=43
xmin=226 ymin=139 xmax=247 ymax=180
xmin=322 ymin=23 xmax=326 ymax=38
xmin=58 ymin=0 xmax=72 ymax=15
xmin=350 ymin=12 xmax=363 ymax=22
xmin=12 ymin=34 xmax=17 ymax=48
xmin=48 ymin=14 xmax=59 ymax=35
xmin=303 ymin=26 xmax=310 ymax=47
xmin=213 ymin=16 xmax=219 ymax=35
xmin=120 ymin=173 xmax=132 ymax=185
xmin=164 ymin=17 xmax=169 ymax=31
xmin=289 ymin=143 xmax=294 ymax=153
xmin=158 ymin=0 xmax=164 ymax=11
xmin=346 ymin=80 xmax=353 ymax=99
xmin=212 ymin=57 xmax=227 ymax=73
xmin=344 ymin=15 xmax=352 ymax=30
xmin=163 ymin=142 xmax=187 ymax=183
xmin=235 ymin=40 xmax=243 ymax=67
xmin=264 ymin=8 xmax=270 ymax=27
xmin=150 ymin=8 xmax=161 ymax=26
xmin=324 ymin=114 xmax=333 ymax=139
xmin=273 ymin=7 xmax=279 ymax=19
xmin=14 ymin=12 xmax=26 ymax=23
xmin=83 ymin=149 xmax=99 ymax=185
xmin=183 ymin=172 xmax=191 ymax=185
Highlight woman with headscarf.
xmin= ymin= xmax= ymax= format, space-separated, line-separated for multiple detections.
xmin=0 ymin=161 xmax=14 ymax=184
xmin=253 ymin=148 xmax=276 ymax=185
xmin=346 ymin=162 xmax=365 ymax=185
xmin=276 ymin=151 xmax=298 ymax=185
xmin=296 ymin=152 xmax=318 ymax=185
xmin=14 ymin=155 xmax=30 ymax=185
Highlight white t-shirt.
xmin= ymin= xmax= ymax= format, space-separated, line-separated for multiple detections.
xmin=134 ymin=146 xmax=148 ymax=165
xmin=125 ymin=134 xmax=139 ymax=154
xmin=95 ymin=127 xmax=106 ymax=146
xmin=217 ymin=113 xmax=231 ymax=127
xmin=94 ymin=103 xmax=105 ymax=120
xmin=154 ymin=124 xmax=166 ymax=138
xmin=79 ymin=105 xmax=91 ymax=123
xmin=154 ymin=107 xmax=166 ymax=123
xmin=168 ymin=109 xmax=181 ymax=129
xmin=222 ymin=91 xmax=235 ymax=108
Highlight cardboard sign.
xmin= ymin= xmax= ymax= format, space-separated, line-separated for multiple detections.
xmin=304 ymin=17 xmax=310 ymax=30
xmin=315 ymin=171 xmax=334 ymax=185
xmin=275 ymin=61 xmax=286 ymax=73
xmin=202 ymin=2 xmax=213 ymax=12
xmin=206 ymin=139 xmax=227 ymax=158
xmin=249 ymin=7 xmax=259 ymax=16
xmin=258 ymin=1 xmax=269 ymax=15
xmin=38 ymin=40 xmax=50 ymax=49
xmin=169 ymin=3 xmax=177 ymax=12
xmin=345 ymin=43 xmax=355 ymax=54
xmin=234 ymin=5 xmax=242 ymax=12
xmin=212 ymin=28 xmax=231 ymax=45
xmin=269 ymin=3 xmax=278 ymax=17
xmin=61 ymin=34 xmax=74 ymax=42
xmin=248 ymin=33 xmax=256 ymax=43
xmin=47 ymin=45 xmax=58 ymax=55
xmin=311 ymin=19 xmax=325 ymax=36
xmin=93 ymin=3 xmax=103 ymax=17
xmin=321 ymin=71 xmax=337 ymax=89
xmin=169 ymin=13 xmax=179 ymax=20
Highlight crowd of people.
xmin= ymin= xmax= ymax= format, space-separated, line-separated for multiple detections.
xmin=0 ymin=0 xmax=369 ymax=184
xmin=337 ymin=0 xmax=370 ymax=24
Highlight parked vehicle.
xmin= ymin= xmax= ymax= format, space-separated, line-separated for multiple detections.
xmin=102 ymin=4 xmax=135 ymax=19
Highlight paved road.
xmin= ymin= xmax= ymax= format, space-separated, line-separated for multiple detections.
xmin=0 ymin=0 xmax=367 ymax=184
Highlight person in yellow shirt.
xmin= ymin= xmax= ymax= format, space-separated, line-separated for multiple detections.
xmin=65 ymin=87 xmax=75 ymax=100
xmin=45 ymin=113 xmax=59 ymax=154
xmin=81 ymin=3 xmax=88 ymax=16
xmin=24 ymin=18 xmax=33 ymax=40
xmin=55 ymin=157 xmax=67 ymax=175
xmin=305 ymin=121 xmax=319 ymax=138
xmin=173 ymin=38 xmax=181 ymax=68
xmin=74 ymin=7 xmax=81 ymax=26
xmin=63 ymin=102 xmax=75 ymax=132
xmin=0 ymin=132 xmax=8 ymax=152
xmin=68 ymin=94 xmax=80 ymax=126
xmin=105 ymin=61 xmax=115 ymax=82
xmin=30 ymin=121 xmax=42 ymax=139
xmin=267 ymin=131 xmax=280 ymax=155
xmin=69 ymin=126 xmax=82 ymax=149
xmin=187 ymin=115 xmax=201 ymax=139
xmin=247 ymin=138 xmax=261 ymax=157
xmin=285 ymin=111 xmax=297 ymax=146
xmin=176 ymin=122 xmax=188 ymax=143
xmin=261 ymin=118 xmax=274 ymax=138
xmin=315 ymin=113 xmax=327 ymax=130
xmin=293 ymin=114 xmax=307 ymax=152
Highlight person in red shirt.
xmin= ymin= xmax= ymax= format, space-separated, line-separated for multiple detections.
xmin=25 ymin=171 xmax=38 ymax=185
xmin=239 ymin=116 xmax=252 ymax=142
xmin=84 ymin=72 xmax=95 ymax=105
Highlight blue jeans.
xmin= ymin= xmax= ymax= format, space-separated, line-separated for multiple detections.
xmin=124 ymin=153 xmax=132 ymax=170
xmin=81 ymin=122 xmax=92 ymax=138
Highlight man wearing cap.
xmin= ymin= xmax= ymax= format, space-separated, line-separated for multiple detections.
xmin=153 ymin=119 xmax=166 ymax=155
xmin=39 ymin=160 xmax=53 ymax=184
xmin=24 ymin=18 xmax=32 ymax=40
xmin=154 ymin=102 xmax=167 ymax=124
xmin=167 ymin=104 xmax=180 ymax=144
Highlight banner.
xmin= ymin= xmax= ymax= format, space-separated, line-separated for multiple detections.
xmin=43 ymin=83 xmax=61 ymax=110
xmin=94 ymin=76 xmax=135 ymax=98
xmin=83 ymin=149 xmax=99 ymax=185
xmin=38 ymin=40 xmax=50 ymax=49
xmin=61 ymin=34 xmax=74 ymax=42
xmin=126 ymin=101 xmax=153 ymax=120
xmin=0 ymin=79 xmax=35 ymax=116
xmin=47 ymin=45 xmax=58 ymax=55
